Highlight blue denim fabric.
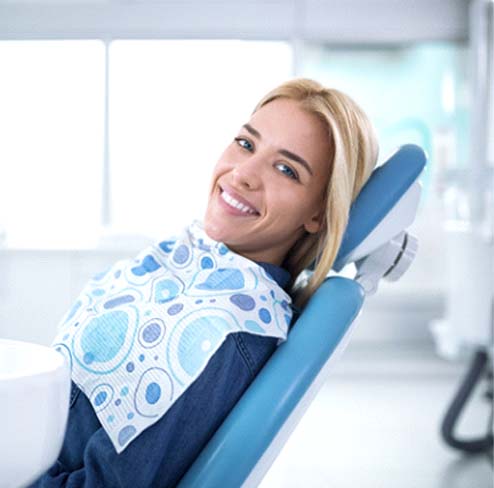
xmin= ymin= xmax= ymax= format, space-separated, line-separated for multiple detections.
xmin=29 ymin=262 xmax=289 ymax=487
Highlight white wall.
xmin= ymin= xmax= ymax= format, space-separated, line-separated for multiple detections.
xmin=0 ymin=249 xmax=129 ymax=346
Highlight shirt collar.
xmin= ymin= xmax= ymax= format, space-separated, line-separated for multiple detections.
xmin=256 ymin=261 xmax=291 ymax=289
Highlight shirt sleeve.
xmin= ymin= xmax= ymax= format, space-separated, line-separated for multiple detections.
xmin=29 ymin=332 xmax=277 ymax=488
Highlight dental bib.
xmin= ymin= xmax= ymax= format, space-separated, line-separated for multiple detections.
xmin=52 ymin=220 xmax=292 ymax=453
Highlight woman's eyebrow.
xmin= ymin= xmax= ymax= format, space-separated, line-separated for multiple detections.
xmin=242 ymin=123 xmax=313 ymax=176
xmin=278 ymin=149 xmax=313 ymax=176
xmin=243 ymin=123 xmax=262 ymax=139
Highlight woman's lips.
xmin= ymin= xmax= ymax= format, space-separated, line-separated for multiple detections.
xmin=218 ymin=185 xmax=260 ymax=216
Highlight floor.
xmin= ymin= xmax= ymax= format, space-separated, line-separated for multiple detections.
xmin=259 ymin=345 xmax=493 ymax=488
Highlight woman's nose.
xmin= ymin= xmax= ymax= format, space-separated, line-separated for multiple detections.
xmin=231 ymin=155 xmax=263 ymax=190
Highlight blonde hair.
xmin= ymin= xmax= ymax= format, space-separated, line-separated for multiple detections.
xmin=253 ymin=78 xmax=379 ymax=308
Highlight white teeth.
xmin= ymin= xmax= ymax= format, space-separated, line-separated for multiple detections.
xmin=220 ymin=190 xmax=257 ymax=214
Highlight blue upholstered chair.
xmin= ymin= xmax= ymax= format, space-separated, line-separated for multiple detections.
xmin=177 ymin=144 xmax=427 ymax=488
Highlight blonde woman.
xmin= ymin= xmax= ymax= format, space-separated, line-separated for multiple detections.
xmin=31 ymin=78 xmax=378 ymax=487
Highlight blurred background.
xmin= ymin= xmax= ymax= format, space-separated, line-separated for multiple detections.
xmin=0 ymin=1 xmax=492 ymax=487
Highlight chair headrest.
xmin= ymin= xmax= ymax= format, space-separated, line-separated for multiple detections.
xmin=333 ymin=144 xmax=427 ymax=271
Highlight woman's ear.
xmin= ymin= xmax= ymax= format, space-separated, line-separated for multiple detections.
xmin=304 ymin=211 xmax=324 ymax=234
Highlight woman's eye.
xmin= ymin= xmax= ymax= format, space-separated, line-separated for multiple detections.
xmin=276 ymin=163 xmax=299 ymax=181
xmin=234 ymin=137 xmax=254 ymax=151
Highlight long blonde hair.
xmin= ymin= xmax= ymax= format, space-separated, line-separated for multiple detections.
xmin=253 ymin=78 xmax=379 ymax=307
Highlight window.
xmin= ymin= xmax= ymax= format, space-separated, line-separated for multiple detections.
xmin=0 ymin=41 xmax=104 ymax=248
xmin=0 ymin=40 xmax=293 ymax=248
xmin=1 ymin=39 xmax=467 ymax=248
xmin=109 ymin=40 xmax=293 ymax=239
xmin=297 ymin=42 xmax=469 ymax=206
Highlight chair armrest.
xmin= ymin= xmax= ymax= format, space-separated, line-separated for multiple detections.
xmin=177 ymin=276 xmax=365 ymax=488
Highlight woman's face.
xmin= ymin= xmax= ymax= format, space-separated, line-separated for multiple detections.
xmin=204 ymin=97 xmax=332 ymax=266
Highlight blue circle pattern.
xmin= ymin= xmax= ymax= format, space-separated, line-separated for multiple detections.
xmin=158 ymin=240 xmax=175 ymax=253
xmin=131 ymin=255 xmax=161 ymax=277
xmin=95 ymin=391 xmax=106 ymax=406
xmin=90 ymin=383 xmax=114 ymax=412
xmin=138 ymin=318 xmax=165 ymax=349
xmin=167 ymin=303 xmax=183 ymax=315
xmin=177 ymin=315 xmax=231 ymax=376
xmin=258 ymin=308 xmax=272 ymax=324
xmin=65 ymin=300 xmax=82 ymax=322
xmin=81 ymin=311 xmax=129 ymax=363
xmin=143 ymin=323 xmax=160 ymax=342
xmin=118 ymin=425 xmax=137 ymax=447
xmin=104 ymin=294 xmax=135 ymax=309
xmin=84 ymin=352 xmax=95 ymax=364
xmin=230 ymin=294 xmax=255 ymax=311
xmin=244 ymin=320 xmax=264 ymax=333
xmin=196 ymin=268 xmax=244 ymax=291
xmin=146 ymin=383 xmax=161 ymax=404
xmin=55 ymin=222 xmax=291 ymax=452
xmin=173 ymin=245 xmax=190 ymax=265
xmin=200 ymin=256 xmax=214 ymax=269
xmin=93 ymin=270 xmax=107 ymax=281
xmin=134 ymin=367 xmax=173 ymax=419
xmin=153 ymin=278 xmax=181 ymax=304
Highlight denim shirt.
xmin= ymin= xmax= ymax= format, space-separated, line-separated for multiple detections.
xmin=29 ymin=262 xmax=290 ymax=488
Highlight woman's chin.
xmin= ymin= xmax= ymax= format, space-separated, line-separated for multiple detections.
xmin=203 ymin=218 xmax=228 ymax=243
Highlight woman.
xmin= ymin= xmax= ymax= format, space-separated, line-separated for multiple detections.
xmin=30 ymin=78 xmax=378 ymax=487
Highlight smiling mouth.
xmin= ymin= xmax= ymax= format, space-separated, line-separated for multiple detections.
xmin=219 ymin=187 xmax=259 ymax=215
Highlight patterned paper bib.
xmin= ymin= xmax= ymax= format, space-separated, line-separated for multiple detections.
xmin=52 ymin=220 xmax=292 ymax=453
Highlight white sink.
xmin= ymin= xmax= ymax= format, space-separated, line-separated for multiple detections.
xmin=0 ymin=338 xmax=71 ymax=488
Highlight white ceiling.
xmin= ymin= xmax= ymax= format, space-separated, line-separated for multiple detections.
xmin=0 ymin=0 xmax=469 ymax=42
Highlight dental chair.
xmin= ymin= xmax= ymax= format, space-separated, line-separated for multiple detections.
xmin=177 ymin=144 xmax=427 ymax=488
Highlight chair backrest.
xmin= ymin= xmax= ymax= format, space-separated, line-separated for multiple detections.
xmin=177 ymin=144 xmax=427 ymax=488
xmin=334 ymin=143 xmax=426 ymax=270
